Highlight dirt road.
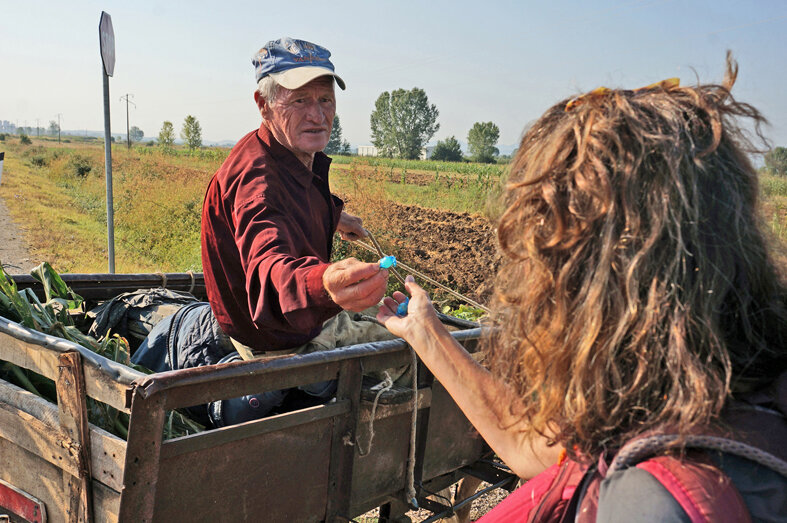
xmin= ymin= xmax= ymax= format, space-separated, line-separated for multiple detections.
xmin=0 ymin=195 xmax=35 ymax=275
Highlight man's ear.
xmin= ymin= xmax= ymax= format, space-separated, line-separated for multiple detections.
xmin=254 ymin=91 xmax=266 ymax=115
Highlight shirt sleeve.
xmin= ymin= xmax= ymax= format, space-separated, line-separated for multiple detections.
xmin=233 ymin=193 xmax=339 ymax=334
xmin=597 ymin=467 xmax=691 ymax=523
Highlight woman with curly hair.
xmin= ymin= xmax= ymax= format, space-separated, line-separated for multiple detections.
xmin=378 ymin=54 xmax=786 ymax=521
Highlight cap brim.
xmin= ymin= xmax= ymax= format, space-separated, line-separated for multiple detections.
xmin=269 ymin=66 xmax=346 ymax=90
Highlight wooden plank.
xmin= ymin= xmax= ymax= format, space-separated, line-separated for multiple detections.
xmin=358 ymin=388 xmax=432 ymax=422
xmin=161 ymin=400 xmax=350 ymax=459
xmin=0 ymin=319 xmax=140 ymax=412
xmin=0 ymin=435 xmax=67 ymax=523
xmin=0 ymin=379 xmax=125 ymax=492
xmin=57 ymin=351 xmax=94 ymax=523
xmin=325 ymin=359 xmax=362 ymax=522
xmin=0 ymin=436 xmax=121 ymax=523
xmin=155 ymin=418 xmax=333 ymax=522
xmin=0 ymin=400 xmax=79 ymax=477
xmin=12 ymin=272 xmax=207 ymax=301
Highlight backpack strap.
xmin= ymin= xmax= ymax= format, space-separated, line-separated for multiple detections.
xmin=608 ymin=434 xmax=787 ymax=478
xmin=634 ymin=454 xmax=751 ymax=523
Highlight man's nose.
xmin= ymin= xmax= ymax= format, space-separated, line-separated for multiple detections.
xmin=304 ymin=100 xmax=326 ymax=123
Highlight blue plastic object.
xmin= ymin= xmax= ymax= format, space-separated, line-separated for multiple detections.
xmin=397 ymin=297 xmax=410 ymax=317
xmin=378 ymin=255 xmax=397 ymax=269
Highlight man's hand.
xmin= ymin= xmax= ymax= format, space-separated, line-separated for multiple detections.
xmin=336 ymin=211 xmax=367 ymax=241
xmin=323 ymin=258 xmax=388 ymax=312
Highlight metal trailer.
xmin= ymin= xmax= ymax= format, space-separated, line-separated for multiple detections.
xmin=0 ymin=273 xmax=516 ymax=522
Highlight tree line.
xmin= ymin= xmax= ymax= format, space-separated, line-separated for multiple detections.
xmin=152 ymin=88 xmax=499 ymax=162
xmin=368 ymin=87 xmax=501 ymax=163
xmin=156 ymin=116 xmax=202 ymax=151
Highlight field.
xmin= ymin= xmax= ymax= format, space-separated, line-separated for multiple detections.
xmin=0 ymin=136 xmax=506 ymax=310
xmin=0 ymin=135 xmax=785 ymax=312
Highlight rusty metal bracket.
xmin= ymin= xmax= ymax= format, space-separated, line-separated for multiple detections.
xmin=117 ymin=386 xmax=167 ymax=522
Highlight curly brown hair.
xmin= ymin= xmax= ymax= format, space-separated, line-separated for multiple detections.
xmin=485 ymin=53 xmax=787 ymax=460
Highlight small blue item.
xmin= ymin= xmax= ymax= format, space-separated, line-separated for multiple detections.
xmin=397 ymin=297 xmax=410 ymax=317
xmin=378 ymin=255 xmax=397 ymax=269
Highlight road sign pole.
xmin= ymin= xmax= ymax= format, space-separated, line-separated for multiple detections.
xmin=99 ymin=11 xmax=116 ymax=273
xmin=102 ymin=70 xmax=115 ymax=273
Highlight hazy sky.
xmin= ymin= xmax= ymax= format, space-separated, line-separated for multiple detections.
xmin=2 ymin=0 xmax=786 ymax=151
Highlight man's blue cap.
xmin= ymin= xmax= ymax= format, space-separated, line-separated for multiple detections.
xmin=252 ymin=37 xmax=346 ymax=91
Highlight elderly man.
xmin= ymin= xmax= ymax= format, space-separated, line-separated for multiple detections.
xmin=201 ymin=38 xmax=398 ymax=386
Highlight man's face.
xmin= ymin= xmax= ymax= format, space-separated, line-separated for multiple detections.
xmin=260 ymin=76 xmax=336 ymax=159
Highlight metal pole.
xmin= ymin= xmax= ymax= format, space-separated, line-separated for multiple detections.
xmin=125 ymin=95 xmax=130 ymax=149
xmin=102 ymin=70 xmax=116 ymax=273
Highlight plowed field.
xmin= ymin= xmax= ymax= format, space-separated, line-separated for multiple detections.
xmin=340 ymin=197 xmax=501 ymax=307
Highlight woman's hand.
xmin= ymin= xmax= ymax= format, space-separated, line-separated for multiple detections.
xmin=377 ymin=275 xmax=445 ymax=346
xmin=378 ymin=275 xmax=561 ymax=479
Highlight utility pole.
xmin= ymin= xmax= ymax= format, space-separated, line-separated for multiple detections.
xmin=119 ymin=93 xmax=135 ymax=149
xmin=56 ymin=113 xmax=63 ymax=143
xmin=36 ymin=119 xmax=40 ymax=137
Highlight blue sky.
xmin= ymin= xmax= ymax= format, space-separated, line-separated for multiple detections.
xmin=2 ymin=0 xmax=786 ymax=152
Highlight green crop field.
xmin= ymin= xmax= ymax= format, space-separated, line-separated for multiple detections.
xmin=0 ymin=134 xmax=785 ymax=277
xmin=0 ymin=137 xmax=509 ymax=275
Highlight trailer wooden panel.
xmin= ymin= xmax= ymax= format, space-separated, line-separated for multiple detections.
xmin=0 ymin=273 xmax=511 ymax=522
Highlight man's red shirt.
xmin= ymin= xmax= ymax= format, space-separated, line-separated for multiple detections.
xmin=201 ymin=124 xmax=343 ymax=350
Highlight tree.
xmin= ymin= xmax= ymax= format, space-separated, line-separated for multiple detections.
xmin=129 ymin=126 xmax=144 ymax=143
xmin=324 ymin=115 xmax=351 ymax=155
xmin=370 ymin=87 xmax=439 ymax=159
xmin=180 ymin=115 xmax=202 ymax=150
xmin=431 ymin=136 xmax=463 ymax=162
xmin=48 ymin=120 xmax=60 ymax=137
xmin=158 ymin=121 xmax=175 ymax=149
xmin=764 ymin=147 xmax=787 ymax=177
xmin=467 ymin=122 xmax=500 ymax=163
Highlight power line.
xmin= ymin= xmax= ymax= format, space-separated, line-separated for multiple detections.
xmin=119 ymin=94 xmax=136 ymax=149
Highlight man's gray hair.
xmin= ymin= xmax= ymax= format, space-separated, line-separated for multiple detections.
xmin=257 ymin=76 xmax=279 ymax=105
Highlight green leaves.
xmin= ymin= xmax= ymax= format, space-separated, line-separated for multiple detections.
xmin=467 ymin=121 xmax=500 ymax=164
xmin=31 ymin=261 xmax=84 ymax=310
xmin=431 ymin=136 xmax=464 ymax=162
xmin=324 ymin=115 xmax=351 ymax=155
xmin=0 ymin=262 xmax=204 ymax=439
xmin=370 ymin=87 xmax=439 ymax=159
xmin=441 ymin=304 xmax=486 ymax=322
xmin=158 ymin=120 xmax=176 ymax=151
xmin=181 ymin=115 xmax=203 ymax=150
xmin=764 ymin=147 xmax=787 ymax=177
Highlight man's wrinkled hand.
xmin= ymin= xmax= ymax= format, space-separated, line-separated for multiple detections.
xmin=323 ymin=258 xmax=388 ymax=312
xmin=336 ymin=211 xmax=367 ymax=241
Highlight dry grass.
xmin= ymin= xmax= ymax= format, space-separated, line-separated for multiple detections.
xmin=1 ymin=136 xmax=785 ymax=281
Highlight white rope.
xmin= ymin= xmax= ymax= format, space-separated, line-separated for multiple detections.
xmin=186 ymin=270 xmax=195 ymax=294
xmin=406 ymin=348 xmax=419 ymax=507
xmin=356 ymin=372 xmax=394 ymax=456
